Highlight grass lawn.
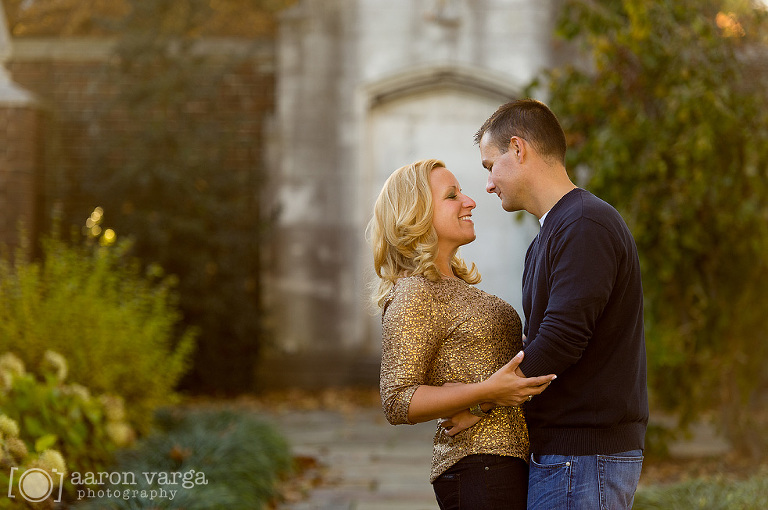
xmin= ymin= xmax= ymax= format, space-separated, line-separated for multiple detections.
xmin=636 ymin=456 xmax=768 ymax=509
xmin=636 ymin=468 xmax=768 ymax=509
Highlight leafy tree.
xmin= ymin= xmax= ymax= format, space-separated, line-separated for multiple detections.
xmin=532 ymin=0 xmax=768 ymax=457
xmin=1 ymin=0 xmax=127 ymax=36
xmin=2 ymin=0 xmax=290 ymax=37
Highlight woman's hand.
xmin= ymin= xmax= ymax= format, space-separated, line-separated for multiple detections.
xmin=406 ymin=352 xmax=555 ymax=424
xmin=482 ymin=351 xmax=556 ymax=407
xmin=439 ymin=352 xmax=556 ymax=436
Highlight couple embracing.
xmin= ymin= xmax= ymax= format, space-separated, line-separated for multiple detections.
xmin=368 ymin=99 xmax=649 ymax=510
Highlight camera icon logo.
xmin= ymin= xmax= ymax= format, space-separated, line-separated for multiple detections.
xmin=7 ymin=467 xmax=64 ymax=503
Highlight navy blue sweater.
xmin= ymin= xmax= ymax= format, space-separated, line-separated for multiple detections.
xmin=519 ymin=188 xmax=649 ymax=455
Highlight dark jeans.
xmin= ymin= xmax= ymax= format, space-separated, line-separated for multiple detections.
xmin=432 ymin=454 xmax=528 ymax=510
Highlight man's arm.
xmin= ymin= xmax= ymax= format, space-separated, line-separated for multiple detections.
xmin=518 ymin=219 xmax=618 ymax=377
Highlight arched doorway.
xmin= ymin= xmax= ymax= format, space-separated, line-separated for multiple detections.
xmin=358 ymin=66 xmax=540 ymax=349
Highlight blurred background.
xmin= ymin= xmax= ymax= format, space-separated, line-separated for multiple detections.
xmin=1 ymin=0 xmax=767 ymax=507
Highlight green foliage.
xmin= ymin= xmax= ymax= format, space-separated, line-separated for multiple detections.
xmin=0 ymin=351 xmax=131 ymax=507
xmin=532 ymin=0 xmax=768 ymax=457
xmin=634 ymin=467 xmax=768 ymax=509
xmin=0 ymin=220 xmax=195 ymax=434
xmin=68 ymin=0 xmax=278 ymax=393
xmin=2 ymin=0 xmax=295 ymax=37
xmin=76 ymin=407 xmax=293 ymax=509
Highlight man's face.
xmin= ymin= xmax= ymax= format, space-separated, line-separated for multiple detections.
xmin=479 ymin=132 xmax=524 ymax=212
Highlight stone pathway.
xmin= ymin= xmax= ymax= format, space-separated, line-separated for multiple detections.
xmin=262 ymin=406 xmax=439 ymax=510
xmin=259 ymin=394 xmax=731 ymax=509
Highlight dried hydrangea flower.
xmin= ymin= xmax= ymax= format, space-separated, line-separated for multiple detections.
xmin=32 ymin=450 xmax=68 ymax=481
xmin=5 ymin=437 xmax=28 ymax=461
xmin=106 ymin=421 xmax=135 ymax=447
xmin=64 ymin=383 xmax=91 ymax=401
xmin=0 ymin=353 xmax=25 ymax=378
xmin=0 ymin=370 xmax=12 ymax=393
xmin=0 ymin=414 xmax=20 ymax=439
xmin=100 ymin=394 xmax=127 ymax=422
xmin=40 ymin=350 xmax=68 ymax=383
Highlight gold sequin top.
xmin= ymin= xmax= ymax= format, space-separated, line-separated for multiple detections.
xmin=380 ymin=275 xmax=529 ymax=482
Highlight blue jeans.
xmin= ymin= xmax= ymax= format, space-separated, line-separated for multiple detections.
xmin=433 ymin=454 xmax=528 ymax=510
xmin=527 ymin=450 xmax=644 ymax=510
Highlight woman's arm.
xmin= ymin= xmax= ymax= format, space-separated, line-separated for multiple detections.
xmin=380 ymin=278 xmax=443 ymax=425
xmin=381 ymin=278 xmax=555 ymax=426
xmin=407 ymin=351 xmax=555 ymax=423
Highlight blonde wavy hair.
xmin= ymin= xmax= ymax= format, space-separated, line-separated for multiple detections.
xmin=367 ymin=158 xmax=481 ymax=308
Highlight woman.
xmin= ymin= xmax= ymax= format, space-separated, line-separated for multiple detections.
xmin=367 ymin=159 xmax=555 ymax=510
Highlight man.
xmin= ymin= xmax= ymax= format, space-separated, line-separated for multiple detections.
xmin=476 ymin=99 xmax=649 ymax=509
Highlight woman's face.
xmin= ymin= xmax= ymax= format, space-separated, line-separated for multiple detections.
xmin=429 ymin=166 xmax=477 ymax=255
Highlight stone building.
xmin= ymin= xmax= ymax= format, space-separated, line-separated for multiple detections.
xmin=1 ymin=0 xmax=563 ymax=388
xmin=260 ymin=0 xmax=559 ymax=387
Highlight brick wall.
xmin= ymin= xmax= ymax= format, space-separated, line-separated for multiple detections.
xmin=5 ymin=38 xmax=275 ymax=237
xmin=0 ymin=104 xmax=42 ymax=254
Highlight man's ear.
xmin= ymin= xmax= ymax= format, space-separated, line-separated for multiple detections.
xmin=509 ymin=136 xmax=526 ymax=162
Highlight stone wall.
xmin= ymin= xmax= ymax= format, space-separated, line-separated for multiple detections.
xmin=262 ymin=0 xmax=558 ymax=388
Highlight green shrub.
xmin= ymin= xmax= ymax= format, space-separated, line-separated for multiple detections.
xmin=0 ymin=351 xmax=134 ymax=469
xmin=76 ymin=407 xmax=293 ymax=509
xmin=0 ymin=351 xmax=135 ymax=507
xmin=635 ymin=468 xmax=768 ymax=509
xmin=0 ymin=213 xmax=195 ymax=433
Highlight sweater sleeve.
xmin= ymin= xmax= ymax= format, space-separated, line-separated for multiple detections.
xmin=379 ymin=278 xmax=442 ymax=425
xmin=519 ymin=218 xmax=619 ymax=377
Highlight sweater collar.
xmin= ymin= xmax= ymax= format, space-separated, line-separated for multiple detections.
xmin=539 ymin=188 xmax=583 ymax=229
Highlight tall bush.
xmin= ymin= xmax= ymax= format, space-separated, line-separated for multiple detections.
xmin=532 ymin=0 xmax=768 ymax=456
xmin=0 ymin=213 xmax=195 ymax=433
